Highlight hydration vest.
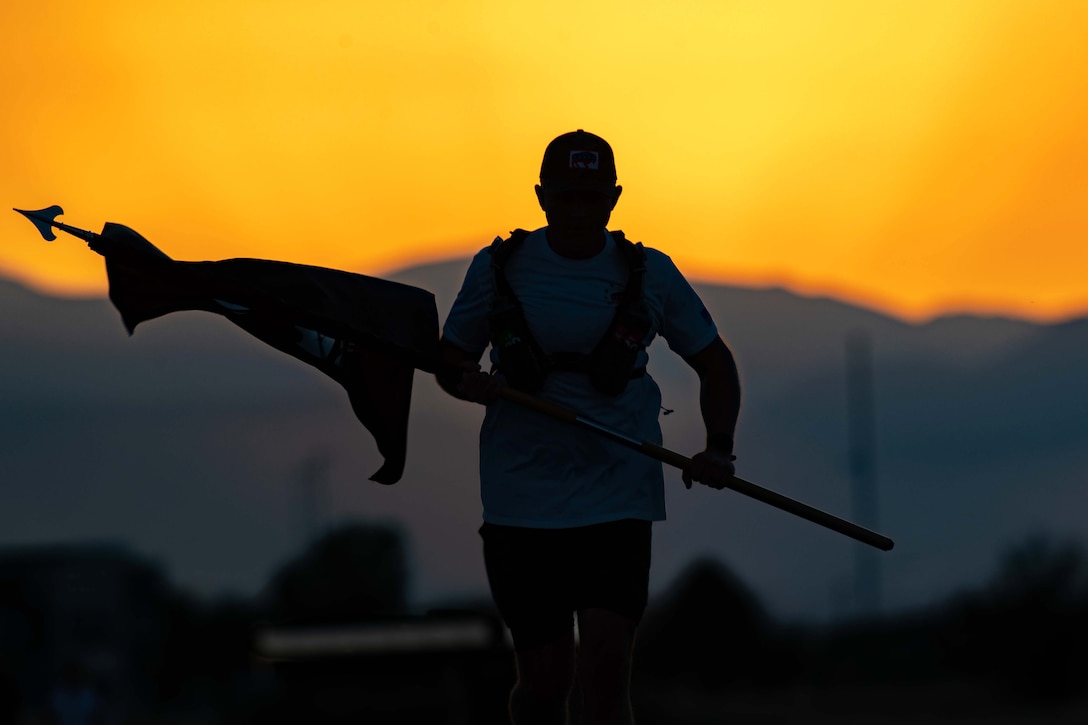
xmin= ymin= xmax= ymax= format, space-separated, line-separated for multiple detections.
xmin=487 ymin=229 xmax=652 ymax=396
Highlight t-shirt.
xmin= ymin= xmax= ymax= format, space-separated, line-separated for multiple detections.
xmin=442 ymin=228 xmax=718 ymax=528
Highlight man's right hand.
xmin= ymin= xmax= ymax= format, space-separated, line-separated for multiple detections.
xmin=682 ymin=449 xmax=737 ymax=490
xmin=436 ymin=339 xmax=502 ymax=405
xmin=455 ymin=362 xmax=503 ymax=405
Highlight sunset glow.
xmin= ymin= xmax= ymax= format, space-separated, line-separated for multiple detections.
xmin=2 ymin=0 xmax=1086 ymax=322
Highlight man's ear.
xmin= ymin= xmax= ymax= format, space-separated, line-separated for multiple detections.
xmin=534 ymin=184 xmax=546 ymax=211
xmin=610 ymin=185 xmax=623 ymax=210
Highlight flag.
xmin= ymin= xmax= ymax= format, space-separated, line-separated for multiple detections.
xmin=89 ymin=222 xmax=439 ymax=485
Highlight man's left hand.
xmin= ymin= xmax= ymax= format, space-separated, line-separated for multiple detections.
xmin=682 ymin=449 xmax=737 ymax=490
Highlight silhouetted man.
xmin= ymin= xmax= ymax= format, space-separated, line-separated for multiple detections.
xmin=437 ymin=130 xmax=740 ymax=725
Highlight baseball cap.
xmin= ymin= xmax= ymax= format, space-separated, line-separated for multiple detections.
xmin=539 ymin=130 xmax=618 ymax=193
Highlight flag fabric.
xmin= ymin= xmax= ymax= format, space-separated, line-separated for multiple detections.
xmin=89 ymin=222 xmax=439 ymax=485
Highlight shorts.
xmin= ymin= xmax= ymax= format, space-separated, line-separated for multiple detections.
xmin=479 ymin=518 xmax=652 ymax=652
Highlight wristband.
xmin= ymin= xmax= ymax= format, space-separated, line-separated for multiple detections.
xmin=706 ymin=433 xmax=735 ymax=457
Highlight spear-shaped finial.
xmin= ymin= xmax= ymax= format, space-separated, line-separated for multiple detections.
xmin=14 ymin=205 xmax=99 ymax=243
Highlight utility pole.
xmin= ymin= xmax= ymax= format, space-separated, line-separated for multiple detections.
xmin=846 ymin=331 xmax=881 ymax=616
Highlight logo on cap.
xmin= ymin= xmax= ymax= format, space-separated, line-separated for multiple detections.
xmin=569 ymin=150 xmax=600 ymax=170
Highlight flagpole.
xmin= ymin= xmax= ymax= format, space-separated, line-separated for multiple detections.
xmin=496 ymin=384 xmax=894 ymax=551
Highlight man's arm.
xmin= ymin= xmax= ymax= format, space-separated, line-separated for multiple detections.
xmin=680 ymin=336 xmax=741 ymax=489
xmin=435 ymin=338 xmax=502 ymax=404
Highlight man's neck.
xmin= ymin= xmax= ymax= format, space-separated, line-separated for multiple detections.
xmin=545 ymin=228 xmax=606 ymax=259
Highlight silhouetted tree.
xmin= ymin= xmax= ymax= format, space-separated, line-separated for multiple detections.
xmin=265 ymin=522 xmax=408 ymax=625
xmin=806 ymin=611 xmax=950 ymax=687
xmin=635 ymin=558 xmax=788 ymax=690
xmin=941 ymin=536 xmax=1088 ymax=702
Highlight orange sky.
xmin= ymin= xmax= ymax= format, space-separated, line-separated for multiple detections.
xmin=2 ymin=0 xmax=1086 ymax=322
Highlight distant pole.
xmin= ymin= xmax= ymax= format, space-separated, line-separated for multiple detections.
xmin=845 ymin=331 xmax=881 ymax=615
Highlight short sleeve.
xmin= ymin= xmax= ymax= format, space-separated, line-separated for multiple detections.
xmin=441 ymin=246 xmax=496 ymax=356
xmin=653 ymin=252 xmax=719 ymax=358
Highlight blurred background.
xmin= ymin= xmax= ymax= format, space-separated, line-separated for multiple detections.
xmin=2 ymin=1 xmax=1087 ymax=722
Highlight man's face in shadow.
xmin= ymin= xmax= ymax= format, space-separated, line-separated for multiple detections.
xmin=535 ymin=185 xmax=623 ymax=237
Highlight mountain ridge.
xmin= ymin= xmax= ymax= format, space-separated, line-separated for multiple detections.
xmin=2 ymin=265 xmax=1085 ymax=623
